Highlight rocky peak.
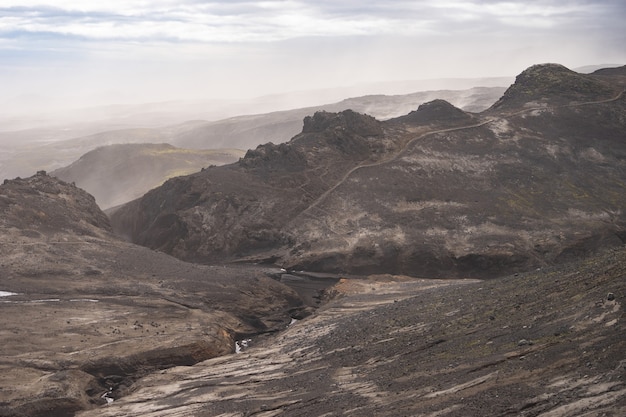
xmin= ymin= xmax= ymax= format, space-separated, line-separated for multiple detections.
xmin=0 ymin=171 xmax=111 ymax=234
xmin=302 ymin=109 xmax=383 ymax=137
xmin=491 ymin=63 xmax=616 ymax=109
xmin=391 ymin=99 xmax=473 ymax=125
xmin=240 ymin=141 xmax=308 ymax=171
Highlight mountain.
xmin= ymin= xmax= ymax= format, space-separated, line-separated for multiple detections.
xmin=2 ymin=173 xmax=625 ymax=417
xmin=490 ymin=63 xmax=617 ymax=110
xmin=0 ymin=172 xmax=307 ymax=416
xmin=169 ymin=86 xmax=506 ymax=150
xmin=110 ymin=64 xmax=626 ymax=279
xmin=0 ymin=87 xmax=505 ymax=181
xmin=51 ymin=143 xmax=244 ymax=209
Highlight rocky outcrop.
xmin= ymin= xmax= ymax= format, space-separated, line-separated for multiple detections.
xmin=302 ymin=109 xmax=383 ymax=136
xmin=1 ymin=171 xmax=111 ymax=234
xmin=391 ymin=98 xmax=475 ymax=125
xmin=490 ymin=63 xmax=617 ymax=110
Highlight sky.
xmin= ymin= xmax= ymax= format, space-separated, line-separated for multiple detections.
xmin=0 ymin=0 xmax=624 ymax=109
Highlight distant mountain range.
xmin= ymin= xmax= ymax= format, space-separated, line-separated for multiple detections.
xmin=51 ymin=144 xmax=244 ymax=210
xmin=0 ymin=86 xmax=506 ymax=182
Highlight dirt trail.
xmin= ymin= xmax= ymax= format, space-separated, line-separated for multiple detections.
xmin=299 ymin=88 xmax=625 ymax=219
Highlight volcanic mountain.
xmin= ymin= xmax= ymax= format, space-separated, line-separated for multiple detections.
xmin=111 ymin=64 xmax=626 ymax=278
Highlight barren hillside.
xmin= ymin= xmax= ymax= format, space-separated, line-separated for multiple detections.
xmin=51 ymin=143 xmax=244 ymax=209
xmin=0 ymin=172 xmax=306 ymax=417
xmin=111 ymin=64 xmax=626 ymax=278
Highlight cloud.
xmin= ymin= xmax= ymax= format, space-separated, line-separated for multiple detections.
xmin=0 ymin=1 xmax=623 ymax=106
xmin=0 ymin=1 xmax=581 ymax=43
xmin=1 ymin=1 xmax=623 ymax=45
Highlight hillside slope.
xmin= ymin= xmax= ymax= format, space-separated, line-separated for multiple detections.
xmin=111 ymin=64 xmax=626 ymax=278
xmin=0 ymin=172 xmax=305 ymax=417
xmin=51 ymin=143 xmax=244 ymax=209
xmin=81 ymin=245 xmax=626 ymax=417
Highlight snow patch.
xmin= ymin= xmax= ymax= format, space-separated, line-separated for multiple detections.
xmin=235 ymin=338 xmax=252 ymax=353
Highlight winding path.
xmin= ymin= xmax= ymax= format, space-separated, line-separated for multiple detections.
xmin=298 ymin=88 xmax=625 ymax=218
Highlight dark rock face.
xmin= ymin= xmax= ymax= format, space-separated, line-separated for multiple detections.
xmin=111 ymin=65 xmax=626 ymax=279
xmin=490 ymin=63 xmax=617 ymax=110
xmin=391 ymin=98 xmax=475 ymax=125
xmin=1 ymin=171 xmax=111 ymax=234
xmin=241 ymin=142 xmax=308 ymax=172
xmin=302 ymin=109 xmax=384 ymax=136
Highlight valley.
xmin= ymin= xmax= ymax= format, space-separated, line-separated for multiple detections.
xmin=1 ymin=64 xmax=625 ymax=416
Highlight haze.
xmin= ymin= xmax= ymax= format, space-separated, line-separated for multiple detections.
xmin=1 ymin=0 xmax=624 ymax=116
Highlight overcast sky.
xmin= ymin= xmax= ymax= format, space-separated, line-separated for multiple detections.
xmin=1 ymin=0 xmax=624 ymax=108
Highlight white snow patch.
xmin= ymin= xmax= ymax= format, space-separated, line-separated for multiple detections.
xmin=101 ymin=389 xmax=114 ymax=405
xmin=235 ymin=338 xmax=252 ymax=354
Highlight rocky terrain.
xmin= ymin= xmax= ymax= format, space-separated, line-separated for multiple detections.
xmin=1 ymin=64 xmax=625 ymax=417
xmin=78 ymin=246 xmax=626 ymax=417
xmin=111 ymin=64 xmax=626 ymax=279
xmin=2 ymin=172 xmax=624 ymax=416
xmin=51 ymin=143 xmax=244 ymax=209
xmin=0 ymin=172 xmax=309 ymax=417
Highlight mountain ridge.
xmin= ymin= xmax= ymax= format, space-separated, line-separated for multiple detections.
xmin=0 ymin=86 xmax=506 ymax=181
xmin=51 ymin=143 xmax=244 ymax=209
xmin=490 ymin=63 xmax=621 ymax=110
xmin=110 ymin=64 xmax=626 ymax=278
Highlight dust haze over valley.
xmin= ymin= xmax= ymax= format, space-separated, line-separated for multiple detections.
xmin=0 ymin=80 xmax=510 ymax=208
xmin=2 ymin=1 xmax=626 ymax=416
